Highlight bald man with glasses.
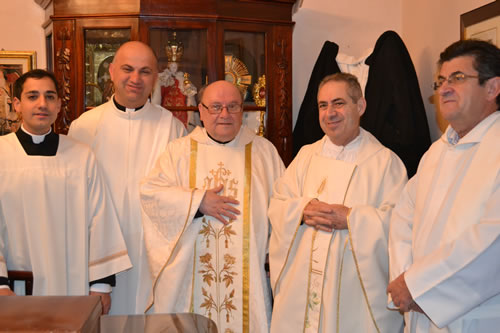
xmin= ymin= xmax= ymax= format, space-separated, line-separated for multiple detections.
xmin=139 ymin=80 xmax=284 ymax=333
xmin=388 ymin=39 xmax=500 ymax=332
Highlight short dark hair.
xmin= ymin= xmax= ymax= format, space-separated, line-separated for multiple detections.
xmin=318 ymin=72 xmax=363 ymax=103
xmin=439 ymin=39 xmax=500 ymax=106
xmin=13 ymin=69 xmax=59 ymax=100
xmin=197 ymin=84 xmax=207 ymax=104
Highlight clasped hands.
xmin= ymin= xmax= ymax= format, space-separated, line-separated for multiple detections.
xmin=303 ymin=198 xmax=349 ymax=232
xmin=199 ymin=184 xmax=240 ymax=224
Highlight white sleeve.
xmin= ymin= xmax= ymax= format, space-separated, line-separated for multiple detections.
xmin=405 ymin=175 xmax=500 ymax=327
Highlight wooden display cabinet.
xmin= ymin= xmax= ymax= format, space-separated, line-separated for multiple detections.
xmin=42 ymin=0 xmax=296 ymax=164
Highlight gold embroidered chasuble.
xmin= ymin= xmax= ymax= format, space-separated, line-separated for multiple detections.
xmin=141 ymin=126 xmax=284 ymax=333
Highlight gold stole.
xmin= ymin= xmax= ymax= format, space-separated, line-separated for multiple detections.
xmin=302 ymin=154 xmax=356 ymax=333
xmin=189 ymin=139 xmax=252 ymax=333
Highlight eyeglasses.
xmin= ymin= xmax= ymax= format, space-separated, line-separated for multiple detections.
xmin=200 ymin=102 xmax=242 ymax=114
xmin=318 ymin=100 xmax=347 ymax=111
xmin=433 ymin=72 xmax=479 ymax=90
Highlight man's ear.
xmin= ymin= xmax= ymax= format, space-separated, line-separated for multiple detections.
xmin=357 ymin=97 xmax=367 ymax=117
xmin=108 ymin=63 xmax=115 ymax=82
xmin=12 ymin=97 xmax=21 ymax=114
xmin=485 ymin=76 xmax=500 ymax=102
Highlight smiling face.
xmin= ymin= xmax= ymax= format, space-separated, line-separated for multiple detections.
xmin=437 ymin=55 xmax=498 ymax=137
xmin=13 ymin=77 xmax=61 ymax=135
xmin=318 ymin=80 xmax=365 ymax=146
xmin=199 ymin=80 xmax=243 ymax=142
xmin=109 ymin=41 xmax=158 ymax=108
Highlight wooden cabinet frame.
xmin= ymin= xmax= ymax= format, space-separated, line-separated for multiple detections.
xmin=46 ymin=0 xmax=295 ymax=164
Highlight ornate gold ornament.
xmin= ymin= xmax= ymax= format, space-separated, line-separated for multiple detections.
xmin=224 ymin=55 xmax=252 ymax=98
xmin=166 ymin=32 xmax=184 ymax=63
xmin=252 ymin=74 xmax=266 ymax=107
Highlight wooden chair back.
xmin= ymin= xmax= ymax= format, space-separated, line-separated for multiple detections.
xmin=7 ymin=271 xmax=33 ymax=295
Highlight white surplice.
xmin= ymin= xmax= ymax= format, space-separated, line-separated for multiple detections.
xmin=0 ymin=133 xmax=131 ymax=295
xmin=389 ymin=112 xmax=500 ymax=333
xmin=68 ymin=98 xmax=186 ymax=314
xmin=140 ymin=126 xmax=284 ymax=333
xmin=269 ymin=128 xmax=407 ymax=333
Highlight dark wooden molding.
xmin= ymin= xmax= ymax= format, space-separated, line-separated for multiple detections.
xmin=54 ymin=25 xmax=72 ymax=133
xmin=460 ymin=1 xmax=500 ymax=40
xmin=276 ymin=38 xmax=292 ymax=164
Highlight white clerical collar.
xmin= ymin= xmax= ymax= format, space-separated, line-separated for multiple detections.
xmin=21 ymin=125 xmax=51 ymax=144
xmin=444 ymin=111 xmax=500 ymax=146
xmin=206 ymin=131 xmax=233 ymax=145
xmin=322 ymin=131 xmax=362 ymax=162
xmin=113 ymin=96 xmax=146 ymax=112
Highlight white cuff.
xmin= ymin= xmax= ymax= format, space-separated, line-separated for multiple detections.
xmin=89 ymin=283 xmax=112 ymax=293
xmin=0 ymin=285 xmax=10 ymax=290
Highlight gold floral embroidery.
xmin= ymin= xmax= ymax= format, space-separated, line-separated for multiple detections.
xmin=197 ymin=160 xmax=240 ymax=325
xmin=198 ymin=221 xmax=238 ymax=322
xmin=196 ymin=162 xmax=248 ymax=333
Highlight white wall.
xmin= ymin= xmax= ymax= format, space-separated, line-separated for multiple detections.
xmin=402 ymin=0 xmax=494 ymax=140
xmin=0 ymin=0 xmax=46 ymax=69
xmin=292 ymin=0 xmax=402 ymax=128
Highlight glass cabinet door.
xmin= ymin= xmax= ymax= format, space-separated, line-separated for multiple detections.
xmin=224 ymin=31 xmax=266 ymax=135
xmin=149 ymin=28 xmax=208 ymax=132
xmin=84 ymin=28 xmax=131 ymax=109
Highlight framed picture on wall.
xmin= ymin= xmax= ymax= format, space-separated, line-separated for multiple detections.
xmin=460 ymin=1 xmax=500 ymax=46
xmin=0 ymin=51 xmax=37 ymax=135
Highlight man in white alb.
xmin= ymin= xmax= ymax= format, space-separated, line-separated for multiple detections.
xmin=68 ymin=41 xmax=186 ymax=314
xmin=269 ymin=73 xmax=406 ymax=332
xmin=140 ymin=80 xmax=284 ymax=333
xmin=0 ymin=69 xmax=131 ymax=315
xmin=387 ymin=39 xmax=500 ymax=333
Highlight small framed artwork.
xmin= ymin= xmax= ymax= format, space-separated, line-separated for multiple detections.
xmin=0 ymin=51 xmax=37 ymax=135
xmin=460 ymin=2 xmax=500 ymax=46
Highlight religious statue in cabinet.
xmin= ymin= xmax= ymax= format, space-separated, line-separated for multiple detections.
xmin=152 ymin=32 xmax=200 ymax=131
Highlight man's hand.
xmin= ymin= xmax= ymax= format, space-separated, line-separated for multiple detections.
xmin=199 ymin=184 xmax=240 ymax=224
xmin=303 ymin=199 xmax=349 ymax=232
xmin=90 ymin=291 xmax=111 ymax=314
xmin=0 ymin=288 xmax=16 ymax=296
xmin=387 ymin=272 xmax=422 ymax=313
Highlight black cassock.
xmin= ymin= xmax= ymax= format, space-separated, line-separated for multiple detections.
xmin=293 ymin=31 xmax=431 ymax=177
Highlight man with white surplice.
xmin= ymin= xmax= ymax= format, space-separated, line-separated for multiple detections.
xmin=68 ymin=41 xmax=186 ymax=314
xmin=269 ymin=73 xmax=406 ymax=333
xmin=387 ymin=39 xmax=500 ymax=333
xmin=0 ymin=70 xmax=131 ymax=315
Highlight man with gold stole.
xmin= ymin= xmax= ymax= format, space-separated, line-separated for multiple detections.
xmin=269 ymin=73 xmax=406 ymax=332
xmin=140 ymin=80 xmax=284 ymax=332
